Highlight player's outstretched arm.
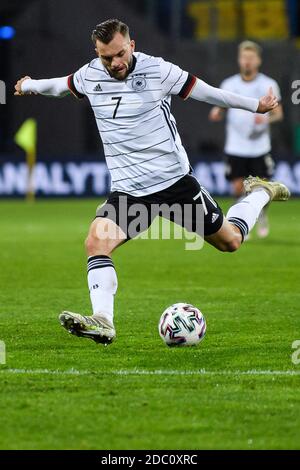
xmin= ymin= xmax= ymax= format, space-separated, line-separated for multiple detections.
xmin=188 ymin=78 xmax=278 ymax=114
xmin=14 ymin=76 xmax=70 ymax=98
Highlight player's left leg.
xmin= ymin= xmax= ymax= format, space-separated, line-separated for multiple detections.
xmin=205 ymin=218 xmax=242 ymax=252
xmin=158 ymin=174 xmax=269 ymax=252
xmin=205 ymin=176 xmax=290 ymax=251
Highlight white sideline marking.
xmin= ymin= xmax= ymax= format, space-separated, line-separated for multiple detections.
xmin=0 ymin=368 xmax=300 ymax=377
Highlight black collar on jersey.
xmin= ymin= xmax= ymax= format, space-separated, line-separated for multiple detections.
xmin=128 ymin=55 xmax=137 ymax=75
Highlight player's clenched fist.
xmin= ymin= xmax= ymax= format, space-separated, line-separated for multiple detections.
xmin=257 ymin=87 xmax=278 ymax=114
xmin=14 ymin=76 xmax=35 ymax=96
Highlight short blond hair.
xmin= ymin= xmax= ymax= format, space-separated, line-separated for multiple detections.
xmin=238 ymin=40 xmax=262 ymax=58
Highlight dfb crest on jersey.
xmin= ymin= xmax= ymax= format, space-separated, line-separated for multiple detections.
xmin=132 ymin=76 xmax=146 ymax=91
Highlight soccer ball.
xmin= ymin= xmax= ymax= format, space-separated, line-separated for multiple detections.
xmin=158 ymin=303 xmax=206 ymax=347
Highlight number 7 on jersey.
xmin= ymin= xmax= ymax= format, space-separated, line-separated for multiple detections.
xmin=111 ymin=97 xmax=122 ymax=119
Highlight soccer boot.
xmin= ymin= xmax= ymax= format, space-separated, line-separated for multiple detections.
xmin=243 ymin=176 xmax=290 ymax=201
xmin=59 ymin=311 xmax=116 ymax=345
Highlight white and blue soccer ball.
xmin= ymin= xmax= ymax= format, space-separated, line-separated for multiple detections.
xmin=158 ymin=303 xmax=206 ymax=347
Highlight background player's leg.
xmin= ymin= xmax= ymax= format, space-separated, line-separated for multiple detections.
xmin=85 ymin=217 xmax=127 ymax=325
xmin=231 ymin=177 xmax=244 ymax=198
xmin=231 ymin=177 xmax=253 ymax=240
xmin=254 ymin=154 xmax=274 ymax=238
xmin=225 ymin=155 xmax=246 ymax=199
xmin=257 ymin=209 xmax=269 ymax=238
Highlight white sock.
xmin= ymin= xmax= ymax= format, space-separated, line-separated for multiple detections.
xmin=258 ymin=207 xmax=268 ymax=224
xmin=87 ymin=256 xmax=118 ymax=325
xmin=227 ymin=189 xmax=270 ymax=239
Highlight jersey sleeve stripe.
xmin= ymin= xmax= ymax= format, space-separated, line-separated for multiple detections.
xmin=161 ymin=64 xmax=173 ymax=84
xmin=67 ymin=74 xmax=85 ymax=99
xmin=178 ymin=74 xmax=197 ymax=100
xmin=166 ymin=70 xmax=184 ymax=95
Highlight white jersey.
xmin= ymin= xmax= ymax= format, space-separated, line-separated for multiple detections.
xmin=68 ymin=52 xmax=196 ymax=196
xmin=221 ymin=73 xmax=281 ymax=158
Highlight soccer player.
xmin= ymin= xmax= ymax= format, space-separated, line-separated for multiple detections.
xmin=209 ymin=41 xmax=283 ymax=238
xmin=15 ymin=19 xmax=289 ymax=345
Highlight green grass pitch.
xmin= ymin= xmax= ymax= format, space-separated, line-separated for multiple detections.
xmin=0 ymin=198 xmax=300 ymax=450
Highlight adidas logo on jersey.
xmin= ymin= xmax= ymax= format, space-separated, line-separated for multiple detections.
xmin=93 ymin=83 xmax=102 ymax=92
xmin=212 ymin=213 xmax=219 ymax=223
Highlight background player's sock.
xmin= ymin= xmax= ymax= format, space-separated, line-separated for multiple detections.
xmin=87 ymin=255 xmax=118 ymax=325
xmin=257 ymin=208 xmax=270 ymax=238
xmin=227 ymin=189 xmax=270 ymax=240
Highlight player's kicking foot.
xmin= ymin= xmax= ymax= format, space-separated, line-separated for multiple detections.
xmin=59 ymin=311 xmax=116 ymax=345
xmin=243 ymin=176 xmax=290 ymax=201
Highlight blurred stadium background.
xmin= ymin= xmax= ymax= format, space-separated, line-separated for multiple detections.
xmin=1 ymin=0 xmax=300 ymax=197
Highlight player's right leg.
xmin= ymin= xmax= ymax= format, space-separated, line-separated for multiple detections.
xmin=59 ymin=192 xmax=154 ymax=345
xmin=59 ymin=217 xmax=126 ymax=345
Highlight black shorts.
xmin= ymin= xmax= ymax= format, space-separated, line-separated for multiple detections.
xmin=224 ymin=153 xmax=275 ymax=181
xmin=96 ymin=174 xmax=224 ymax=240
